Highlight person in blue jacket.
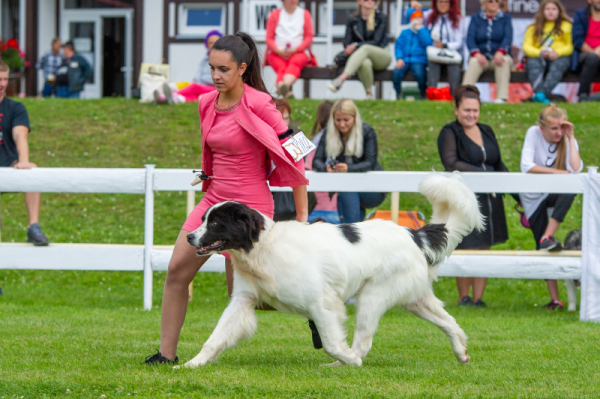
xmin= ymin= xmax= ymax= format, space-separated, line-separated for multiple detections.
xmin=392 ymin=10 xmax=432 ymax=100
xmin=572 ymin=0 xmax=600 ymax=102
xmin=462 ymin=0 xmax=513 ymax=103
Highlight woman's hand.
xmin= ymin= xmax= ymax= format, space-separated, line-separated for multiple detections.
xmin=476 ymin=53 xmax=488 ymax=67
xmin=562 ymin=121 xmax=575 ymax=139
xmin=410 ymin=0 xmax=423 ymax=9
xmin=333 ymin=163 xmax=348 ymax=173
xmin=344 ymin=43 xmax=357 ymax=55
xmin=434 ymin=40 xmax=444 ymax=49
xmin=547 ymin=50 xmax=559 ymax=61
xmin=493 ymin=51 xmax=505 ymax=67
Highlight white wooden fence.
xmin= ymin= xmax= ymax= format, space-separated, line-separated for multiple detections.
xmin=0 ymin=166 xmax=596 ymax=311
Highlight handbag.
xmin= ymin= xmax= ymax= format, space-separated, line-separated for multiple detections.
xmin=426 ymin=46 xmax=462 ymax=65
xmin=334 ymin=52 xmax=350 ymax=68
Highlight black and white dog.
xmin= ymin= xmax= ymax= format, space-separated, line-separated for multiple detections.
xmin=181 ymin=172 xmax=484 ymax=368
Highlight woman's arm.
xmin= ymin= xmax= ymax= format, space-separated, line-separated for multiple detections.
xmin=312 ymin=133 xmax=328 ymax=172
xmin=522 ymin=25 xmax=541 ymax=57
xmin=499 ymin=15 xmax=513 ymax=54
xmin=343 ymin=19 xmax=354 ymax=48
xmin=437 ymin=126 xmax=484 ymax=172
xmin=445 ymin=22 xmax=464 ymax=51
xmin=293 ymin=185 xmax=309 ymax=222
xmin=297 ymin=10 xmax=315 ymax=52
xmin=563 ymin=123 xmax=583 ymax=172
xmin=265 ymin=10 xmax=279 ymax=53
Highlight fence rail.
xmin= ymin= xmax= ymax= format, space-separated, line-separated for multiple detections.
xmin=0 ymin=166 xmax=596 ymax=311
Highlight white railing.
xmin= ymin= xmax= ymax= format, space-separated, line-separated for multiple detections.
xmin=0 ymin=166 xmax=596 ymax=311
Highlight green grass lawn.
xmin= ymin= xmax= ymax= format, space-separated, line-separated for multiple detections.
xmin=1 ymin=99 xmax=600 ymax=397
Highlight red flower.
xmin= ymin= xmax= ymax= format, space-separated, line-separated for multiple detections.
xmin=6 ymin=38 xmax=19 ymax=49
xmin=1 ymin=44 xmax=7 ymax=51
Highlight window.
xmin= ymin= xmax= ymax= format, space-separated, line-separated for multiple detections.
xmin=318 ymin=2 xmax=358 ymax=38
xmin=178 ymin=3 xmax=226 ymax=38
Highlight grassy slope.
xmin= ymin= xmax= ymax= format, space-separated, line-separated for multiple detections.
xmin=1 ymin=99 xmax=600 ymax=397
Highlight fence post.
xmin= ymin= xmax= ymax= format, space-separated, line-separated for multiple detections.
xmin=144 ymin=164 xmax=156 ymax=311
xmin=390 ymin=192 xmax=400 ymax=224
xmin=187 ymin=190 xmax=196 ymax=302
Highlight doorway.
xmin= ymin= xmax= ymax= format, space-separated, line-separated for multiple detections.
xmin=102 ymin=17 xmax=125 ymax=97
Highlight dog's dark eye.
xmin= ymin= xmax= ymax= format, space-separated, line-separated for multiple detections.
xmin=209 ymin=221 xmax=217 ymax=227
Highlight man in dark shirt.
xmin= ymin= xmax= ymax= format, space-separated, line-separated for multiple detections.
xmin=0 ymin=60 xmax=50 ymax=256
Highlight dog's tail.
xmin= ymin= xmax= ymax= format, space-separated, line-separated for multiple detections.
xmin=411 ymin=172 xmax=484 ymax=268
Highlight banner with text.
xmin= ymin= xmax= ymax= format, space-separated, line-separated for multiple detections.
xmin=465 ymin=0 xmax=588 ymax=18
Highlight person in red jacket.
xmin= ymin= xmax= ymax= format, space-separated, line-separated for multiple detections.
xmin=265 ymin=0 xmax=317 ymax=98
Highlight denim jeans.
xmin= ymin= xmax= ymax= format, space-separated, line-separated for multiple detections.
xmin=42 ymin=83 xmax=55 ymax=97
xmin=56 ymin=86 xmax=81 ymax=99
xmin=392 ymin=62 xmax=427 ymax=98
xmin=337 ymin=192 xmax=387 ymax=224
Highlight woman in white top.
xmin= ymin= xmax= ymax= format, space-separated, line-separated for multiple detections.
xmin=409 ymin=0 xmax=464 ymax=95
xmin=520 ymin=104 xmax=583 ymax=310
xmin=265 ymin=0 xmax=316 ymax=98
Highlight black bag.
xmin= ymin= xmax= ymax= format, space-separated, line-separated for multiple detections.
xmin=273 ymin=192 xmax=317 ymax=222
xmin=334 ymin=52 xmax=350 ymax=68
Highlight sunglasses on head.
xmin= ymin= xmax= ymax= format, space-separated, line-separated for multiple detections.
xmin=487 ymin=0 xmax=500 ymax=3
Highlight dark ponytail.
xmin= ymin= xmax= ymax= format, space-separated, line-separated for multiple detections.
xmin=211 ymin=31 xmax=270 ymax=96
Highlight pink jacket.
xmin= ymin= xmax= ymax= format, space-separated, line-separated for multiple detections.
xmin=199 ymin=85 xmax=309 ymax=192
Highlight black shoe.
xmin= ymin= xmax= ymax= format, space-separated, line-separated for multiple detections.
xmin=539 ymin=236 xmax=562 ymax=252
xmin=307 ymin=320 xmax=323 ymax=350
xmin=473 ymin=299 xmax=487 ymax=308
xmin=543 ymin=300 xmax=563 ymax=310
xmin=458 ymin=296 xmax=473 ymax=307
xmin=145 ymin=351 xmax=178 ymax=365
xmin=27 ymin=223 xmax=49 ymax=246
xmin=578 ymin=94 xmax=590 ymax=103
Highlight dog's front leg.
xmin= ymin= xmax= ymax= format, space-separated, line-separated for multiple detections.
xmin=179 ymin=295 xmax=258 ymax=369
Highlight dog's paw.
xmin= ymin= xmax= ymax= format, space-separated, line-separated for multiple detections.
xmin=459 ymin=350 xmax=470 ymax=364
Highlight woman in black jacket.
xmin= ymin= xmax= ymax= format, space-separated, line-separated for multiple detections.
xmin=327 ymin=0 xmax=391 ymax=99
xmin=438 ymin=85 xmax=512 ymax=308
xmin=313 ymin=99 xmax=386 ymax=223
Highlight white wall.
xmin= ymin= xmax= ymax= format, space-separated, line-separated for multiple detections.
xmin=168 ymin=43 xmax=205 ymax=83
xmin=37 ymin=0 xmax=57 ymax=93
xmin=142 ymin=0 xmax=164 ymax=64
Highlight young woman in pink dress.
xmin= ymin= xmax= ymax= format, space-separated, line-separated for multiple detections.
xmin=146 ymin=32 xmax=309 ymax=364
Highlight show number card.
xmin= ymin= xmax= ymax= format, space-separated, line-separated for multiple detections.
xmin=282 ymin=131 xmax=316 ymax=162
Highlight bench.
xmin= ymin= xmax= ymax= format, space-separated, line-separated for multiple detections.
xmin=299 ymin=67 xmax=599 ymax=99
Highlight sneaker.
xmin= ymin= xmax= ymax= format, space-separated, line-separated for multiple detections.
xmin=327 ymin=77 xmax=344 ymax=93
xmin=145 ymin=351 xmax=178 ymax=365
xmin=539 ymin=236 xmax=563 ymax=252
xmin=578 ymin=93 xmax=590 ymax=103
xmin=458 ymin=295 xmax=473 ymax=307
xmin=473 ymin=299 xmax=487 ymax=308
xmin=162 ymin=83 xmax=175 ymax=105
xmin=493 ymin=98 xmax=506 ymax=104
xmin=532 ymin=92 xmax=550 ymax=104
xmin=543 ymin=300 xmax=563 ymax=310
xmin=307 ymin=320 xmax=323 ymax=350
xmin=27 ymin=223 xmax=49 ymax=246
xmin=365 ymin=93 xmax=374 ymax=100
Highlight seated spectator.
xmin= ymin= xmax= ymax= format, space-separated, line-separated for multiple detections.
xmin=572 ymin=0 xmax=600 ymax=102
xmin=265 ymin=0 xmax=317 ymax=98
xmin=523 ymin=0 xmax=573 ymax=104
xmin=304 ymin=100 xmax=340 ymax=224
xmin=327 ymin=0 xmax=392 ymax=99
xmin=312 ymin=99 xmax=386 ymax=223
xmin=0 ymin=60 xmax=50 ymax=248
xmin=156 ymin=30 xmax=222 ymax=104
xmin=437 ymin=85 xmax=512 ymax=308
xmin=35 ymin=37 xmax=64 ymax=98
xmin=520 ymin=104 xmax=583 ymax=310
xmin=409 ymin=0 xmax=464 ymax=96
xmin=392 ymin=10 xmax=432 ymax=99
xmin=463 ymin=0 xmax=513 ymax=103
xmin=54 ymin=41 xmax=93 ymax=99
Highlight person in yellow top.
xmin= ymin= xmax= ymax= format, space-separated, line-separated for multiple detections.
xmin=522 ymin=0 xmax=573 ymax=103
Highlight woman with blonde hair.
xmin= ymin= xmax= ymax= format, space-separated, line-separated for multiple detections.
xmin=520 ymin=104 xmax=583 ymax=310
xmin=522 ymin=0 xmax=573 ymax=104
xmin=327 ymin=0 xmax=392 ymax=99
xmin=312 ymin=99 xmax=386 ymax=223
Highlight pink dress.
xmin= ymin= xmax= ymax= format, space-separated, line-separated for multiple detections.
xmin=182 ymin=99 xmax=277 ymax=233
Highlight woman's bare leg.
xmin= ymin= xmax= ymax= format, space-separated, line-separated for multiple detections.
xmin=456 ymin=277 xmax=473 ymax=299
xmin=472 ymin=278 xmax=488 ymax=302
xmin=160 ymin=229 xmax=210 ymax=360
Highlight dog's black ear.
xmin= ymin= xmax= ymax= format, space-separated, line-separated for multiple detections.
xmin=230 ymin=203 xmax=265 ymax=251
xmin=248 ymin=209 xmax=265 ymax=243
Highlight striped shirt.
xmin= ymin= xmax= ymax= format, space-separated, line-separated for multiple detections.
xmin=35 ymin=51 xmax=65 ymax=80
